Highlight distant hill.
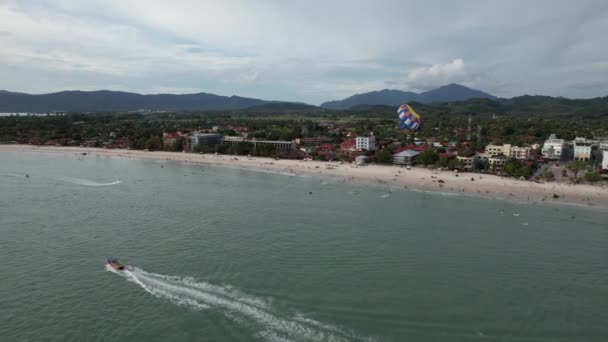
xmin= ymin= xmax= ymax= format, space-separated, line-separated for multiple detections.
xmin=0 ymin=90 xmax=284 ymax=112
xmin=347 ymin=96 xmax=608 ymax=118
xmin=347 ymin=104 xmax=396 ymax=112
xmin=243 ymin=102 xmax=322 ymax=112
xmin=321 ymin=90 xmax=423 ymax=110
xmin=320 ymin=84 xmax=496 ymax=110
xmin=419 ymin=84 xmax=497 ymax=103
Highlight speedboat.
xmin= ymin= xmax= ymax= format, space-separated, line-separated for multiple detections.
xmin=106 ymin=257 xmax=124 ymax=270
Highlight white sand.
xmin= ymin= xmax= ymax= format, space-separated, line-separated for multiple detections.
xmin=2 ymin=144 xmax=608 ymax=209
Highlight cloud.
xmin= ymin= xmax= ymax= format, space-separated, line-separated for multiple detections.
xmin=233 ymin=66 xmax=259 ymax=84
xmin=1 ymin=0 xmax=608 ymax=103
xmin=405 ymin=59 xmax=468 ymax=90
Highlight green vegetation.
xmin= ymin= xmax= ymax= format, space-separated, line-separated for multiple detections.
xmin=373 ymin=147 xmax=393 ymax=164
xmin=2 ymin=108 xmax=607 ymax=151
xmin=566 ymin=160 xmax=587 ymax=179
xmin=417 ymin=150 xmax=439 ymax=166
xmin=503 ymin=158 xmax=533 ymax=179
xmin=584 ymin=171 xmax=602 ymax=183
xmin=540 ymin=168 xmax=555 ymax=182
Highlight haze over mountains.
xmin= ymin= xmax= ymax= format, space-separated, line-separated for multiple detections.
xmin=0 ymin=84 xmax=602 ymax=113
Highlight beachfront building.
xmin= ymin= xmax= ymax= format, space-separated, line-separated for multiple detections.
xmin=485 ymin=144 xmax=531 ymax=160
xmin=573 ymin=137 xmax=593 ymax=161
xmin=316 ymin=144 xmax=339 ymax=161
xmin=356 ymin=135 xmax=376 ymax=151
xmin=163 ymin=132 xmax=185 ymax=147
xmin=191 ymin=132 xmax=222 ymax=149
xmin=340 ymin=139 xmax=356 ymax=152
xmin=222 ymin=136 xmax=295 ymax=153
xmin=223 ymin=136 xmax=246 ymax=144
xmin=393 ymin=150 xmax=420 ymax=166
xmin=488 ymin=155 xmax=507 ymax=173
xmin=602 ymin=151 xmax=608 ymax=170
xmin=295 ymin=137 xmax=333 ymax=146
xmin=456 ymin=155 xmax=478 ymax=170
xmin=541 ymin=134 xmax=565 ymax=160
xmin=251 ymin=139 xmax=295 ymax=153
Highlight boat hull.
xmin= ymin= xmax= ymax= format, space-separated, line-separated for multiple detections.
xmin=106 ymin=258 xmax=125 ymax=271
xmin=109 ymin=264 xmax=124 ymax=271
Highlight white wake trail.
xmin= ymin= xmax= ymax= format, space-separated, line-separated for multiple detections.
xmin=59 ymin=176 xmax=121 ymax=187
xmin=108 ymin=266 xmax=374 ymax=342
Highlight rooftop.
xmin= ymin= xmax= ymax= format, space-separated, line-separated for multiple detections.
xmin=393 ymin=150 xmax=420 ymax=157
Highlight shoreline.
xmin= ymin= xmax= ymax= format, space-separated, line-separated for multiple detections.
xmin=2 ymin=144 xmax=608 ymax=209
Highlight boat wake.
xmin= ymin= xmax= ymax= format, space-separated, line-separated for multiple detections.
xmin=59 ymin=177 xmax=121 ymax=187
xmin=107 ymin=266 xmax=374 ymax=342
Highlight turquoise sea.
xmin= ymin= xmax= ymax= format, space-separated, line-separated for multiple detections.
xmin=1 ymin=151 xmax=607 ymax=342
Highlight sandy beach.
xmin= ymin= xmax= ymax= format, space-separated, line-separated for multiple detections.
xmin=2 ymin=144 xmax=608 ymax=209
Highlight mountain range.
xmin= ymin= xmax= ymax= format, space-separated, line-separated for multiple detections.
xmin=2 ymin=84 xmax=598 ymax=114
xmin=0 ymin=90 xmax=273 ymax=112
xmin=320 ymin=84 xmax=496 ymax=110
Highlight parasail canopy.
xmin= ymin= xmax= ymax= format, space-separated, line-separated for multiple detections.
xmin=397 ymin=104 xmax=421 ymax=131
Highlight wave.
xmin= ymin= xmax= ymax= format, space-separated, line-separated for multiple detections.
xmin=0 ymin=173 xmax=25 ymax=178
xmin=108 ymin=266 xmax=374 ymax=342
xmin=58 ymin=176 xmax=121 ymax=187
xmin=246 ymin=168 xmax=297 ymax=177
xmin=376 ymin=194 xmax=391 ymax=198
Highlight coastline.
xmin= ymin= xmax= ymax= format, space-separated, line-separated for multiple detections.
xmin=2 ymin=144 xmax=608 ymax=209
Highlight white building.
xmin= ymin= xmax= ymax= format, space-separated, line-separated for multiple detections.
xmin=393 ymin=150 xmax=420 ymax=166
xmin=223 ymin=136 xmax=246 ymax=144
xmin=541 ymin=134 xmax=565 ymax=160
xmin=603 ymin=151 xmax=608 ymax=171
xmin=356 ymin=135 xmax=376 ymax=151
xmin=252 ymin=139 xmax=295 ymax=152
xmin=573 ymin=137 xmax=593 ymax=161
xmin=191 ymin=132 xmax=222 ymax=148
xmin=599 ymin=139 xmax=608 ymax=150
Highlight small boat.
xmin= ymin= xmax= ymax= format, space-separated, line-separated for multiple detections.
xmin=106 ymin=257 xmax=124 ymax=270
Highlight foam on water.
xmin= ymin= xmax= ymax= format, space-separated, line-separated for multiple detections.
xmin=59 ymin=176 xmax=121 ymax=187
xmin=108 ymin=266 xmax=374 ymax=342
xmin=245 ymin=168 xmax=297 ymax=177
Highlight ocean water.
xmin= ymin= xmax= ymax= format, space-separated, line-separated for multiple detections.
xmin=1 ymin=151 xmax=607 ymax=342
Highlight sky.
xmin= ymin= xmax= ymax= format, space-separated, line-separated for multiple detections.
xmin=1 ymin=0 xmax=607 ymax=104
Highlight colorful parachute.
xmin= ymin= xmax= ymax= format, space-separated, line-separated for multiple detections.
xmin=397 ymin=104 xmax=421 ymax=131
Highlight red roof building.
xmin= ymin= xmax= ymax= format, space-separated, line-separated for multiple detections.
xmin=393 ymin=144 xmax=431 ymax=154
xmin=340 ymin=139 xmax=356 ymax=152
xmin=438 ymin=152 xmax=455 ymax=159
xmin=162 ymin=132 xmax=189 ymax=150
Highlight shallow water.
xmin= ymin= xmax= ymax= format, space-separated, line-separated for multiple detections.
xmin=1 ymin=151 xmax=607 ymax=341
